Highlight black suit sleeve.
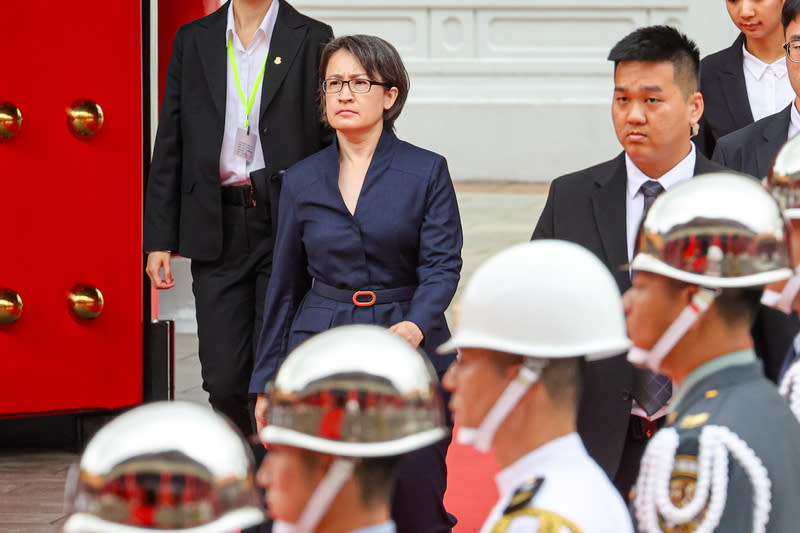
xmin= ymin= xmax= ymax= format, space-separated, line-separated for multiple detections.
xmin=143 ymin=27 xmax=185 ymax=253
xmin=531 ymin=181 xmax=556 ymax=240
xmin=711 ymin=136 xmax=731 ymax=168
xmin=752 ymin=306 xmax=800 ymax=383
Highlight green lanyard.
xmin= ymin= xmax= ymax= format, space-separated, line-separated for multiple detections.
xmin=227 ymin=34 xmax=269 ymax=132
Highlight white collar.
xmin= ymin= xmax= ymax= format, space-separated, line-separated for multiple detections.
xmin=791 ymin=100 xmax=800 ymax=137
xmin=226 ymin=0 xmax=280 ymax=49
xmin=742 ymin=43 xmax=788 ymax=81
xmin=625 ymin=143 xmax=697 ymax=200
xmin=494 ymin=433 xmax=584 ymax=499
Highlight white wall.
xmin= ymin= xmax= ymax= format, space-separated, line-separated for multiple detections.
xmin=294 ymin=0 xmax=740 ymax=181
xmin=159 ymin=0 xmax=743 ymax=330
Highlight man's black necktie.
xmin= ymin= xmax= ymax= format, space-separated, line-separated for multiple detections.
xmin=633 ymin=179 xmax=673 ymax=416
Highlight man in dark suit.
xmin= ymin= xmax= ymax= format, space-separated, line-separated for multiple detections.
xmin=696 ymin=0 xmax=790 ymax=158
xmin=712 ymin=102 xmax=792 ymax=177
xmin=143 ymin=0 xmax=333 ymax=438
xmin=714 ymin=0 xmax=800 ymax=179
xmin=532 ymin=26 xmax=719 ymax=498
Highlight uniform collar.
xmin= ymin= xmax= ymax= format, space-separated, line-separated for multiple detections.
xmin=348 ymin=521 xmax=396 ymax=533
xmin=495 ymin=433 xmax=583 ymax=498
xmin=669 ymin=349 xmax=757 ymax=414
xmin=625 ymin=143 xmax=696 ymax=200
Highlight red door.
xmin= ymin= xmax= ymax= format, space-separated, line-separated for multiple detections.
xmin=1 ymin=1 xmax=145 ymax=414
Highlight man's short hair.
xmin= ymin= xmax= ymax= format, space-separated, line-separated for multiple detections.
xmin=300 ymin=451 xmax=402 ymax=508
xmin=490 ymin=352 xmax=582 ymax=414
xmin=665 ymin=280 xmax=762 ymax=328
xmin=607 ymin=25 xmax=700 ymax=97
xmin=714 ymin=288 xmax=763 ymax=328
xmin=354 ymin=455 xmax=404 ymax=508
xmin=783 ymin=0 xmax=800 ymax=31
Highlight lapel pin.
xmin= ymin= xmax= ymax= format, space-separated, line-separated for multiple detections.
xmin=274 ymin=56 xmax=282 ymax=65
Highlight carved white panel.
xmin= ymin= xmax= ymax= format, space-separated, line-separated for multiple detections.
xmin=430 ymin=10 xmax=476 ymax=58
xmin=311 ymin=8 xmax=429 ymax=58
xmin=290 ymin=1 xmax=734 ymax=183
xmin=296 ymin=1 xmax=691 ymax=103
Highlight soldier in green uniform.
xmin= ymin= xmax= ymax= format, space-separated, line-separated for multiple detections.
xmin=624 ymin=172 xmax=800 ymax=532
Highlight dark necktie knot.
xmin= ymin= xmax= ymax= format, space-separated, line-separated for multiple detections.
xmin=640 ymin=180 xmax=665 ymax=211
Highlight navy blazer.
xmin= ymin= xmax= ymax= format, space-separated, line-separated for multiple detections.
xmin=713 ymin=103 xmax=792 ymax=178
xmin=250 ymin=130 xmax=463 ymax=393
xmin=697 ymin=33 xmax=753 ymax=158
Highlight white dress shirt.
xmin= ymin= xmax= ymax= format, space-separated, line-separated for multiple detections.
xmin=790 ymin=100 xmax=800 ymax=141
xmin=219 ymin=0 xmax=279 ymax=186
xmin=742 ymin=44 xmax=794 ymax=123
xmin=625 ymin=144 xmax=697 ymax=262
xmin=479 ymin=434 xmax=633 ymax=533
xmin=626 ymin=147 xmax=695 ymax=420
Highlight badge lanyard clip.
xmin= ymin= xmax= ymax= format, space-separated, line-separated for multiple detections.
xmin=227 ymin=35 xmax=269 ymax=134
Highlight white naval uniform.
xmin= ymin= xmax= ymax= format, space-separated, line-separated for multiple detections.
xmin=479 ymin=433 xmax=633 ymax=533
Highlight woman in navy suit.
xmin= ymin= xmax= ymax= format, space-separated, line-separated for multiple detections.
xmin=250 ymin=35 xmax=462 ymax=532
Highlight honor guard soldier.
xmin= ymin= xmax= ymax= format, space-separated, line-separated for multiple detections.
xmin=439 ymin=241 xmax=634 ymax=533
xmin=763 ymin=134 xmax=800 ymax=417
xmin=62 ymin=401 xmax=265 ymax=533
xmin=626 ymin=172 xmax=800 ymax=532
xmin=257 ymin=324 xmax=447 ymax=533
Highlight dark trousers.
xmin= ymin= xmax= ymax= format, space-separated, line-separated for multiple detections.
xmin=613 ymin=414 xmax=664 ymax=501
xmin=392 ymin=380 xmax=457 ymax=533
xmin=190 ymin=203 xmax=273 ymax=438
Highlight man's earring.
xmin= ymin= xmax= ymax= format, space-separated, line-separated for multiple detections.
xmin=690 ymin=123 xmax=700 ymax=138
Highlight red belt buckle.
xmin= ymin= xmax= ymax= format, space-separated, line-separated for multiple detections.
xmin=353 ymin=290 xmax=376 ymax=307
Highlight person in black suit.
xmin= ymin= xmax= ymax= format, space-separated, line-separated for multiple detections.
xmin=532 ymin=26 xmax=719 ymax=498
xmin=696 ymin=0 xmax=790 ymax=157
xmin=714 ymin=0 xmax=800 ymax=178
xmin=143 ymin=0 xmax=333 ymax=439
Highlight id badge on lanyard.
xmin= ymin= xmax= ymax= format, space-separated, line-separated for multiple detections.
xmin=228 ymin=35 xmax=268 ymax=162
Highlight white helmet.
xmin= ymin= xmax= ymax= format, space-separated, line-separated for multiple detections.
xmin=439 ymin=240 xmax=631 ymax=360
xmin=628 ymin=172 xmax=792 ymax=371
xmin=63 ymin=402 xmax=264 ymax=533
xmin=438 ymin=240 xmax=630 ymax=452
xmin=262 ymin=324 xmax=446 ymax=533
xmin=762 ymin=136 xmax=800 ymax=313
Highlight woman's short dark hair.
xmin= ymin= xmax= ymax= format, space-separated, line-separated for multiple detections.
xmin=319 ymin=34 xmax=409 ymax=131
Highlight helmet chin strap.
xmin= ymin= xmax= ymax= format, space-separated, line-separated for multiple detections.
xmin=761 ymin=266 xmax=800 ymax=314
xmin=272 ymin=457 xmax=356 ymax=533
xmin=628 ymin=287 xmax=718 ymax=372
xmin=457 ymin=359 xmax=546 ymax=453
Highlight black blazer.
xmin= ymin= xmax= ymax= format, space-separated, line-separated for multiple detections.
xmin=697 ymin=33 xmax=753 ymax=158
xmin=712 ymin=103 xmax=792 ymax=178
xmin=144 ymin=1 xmax=333 ymax=260
xmin=531 ymin=151 xmax=726 ymax=479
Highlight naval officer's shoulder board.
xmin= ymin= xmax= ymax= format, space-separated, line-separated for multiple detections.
xmin=490 ymin=477 xmax=583 ymax=533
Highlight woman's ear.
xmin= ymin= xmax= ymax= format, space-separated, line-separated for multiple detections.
xmin=384 ymin=86 xmax=399 ymax=111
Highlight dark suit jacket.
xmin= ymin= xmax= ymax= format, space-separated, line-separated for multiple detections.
xmin=250 ymin=131 xmax=463 ymax=392
xmin=143 ymin=1 xmax=333 ymax=260
xmin=697 ymin=33 xmax=753 ymax=158
xmin=712 ymin=103 xmax=792 ymax=178
xmin=531 ymin=151 xmax=726 ymax=479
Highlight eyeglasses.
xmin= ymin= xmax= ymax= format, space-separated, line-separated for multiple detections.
xmin=322 ymin=78 xmax=388 ymax=94
xmin=784 ymin=41 xmax=800 ymax=63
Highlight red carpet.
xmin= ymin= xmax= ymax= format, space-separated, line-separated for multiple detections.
xmin=445 ymin=426 xmax=500 ymax=532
